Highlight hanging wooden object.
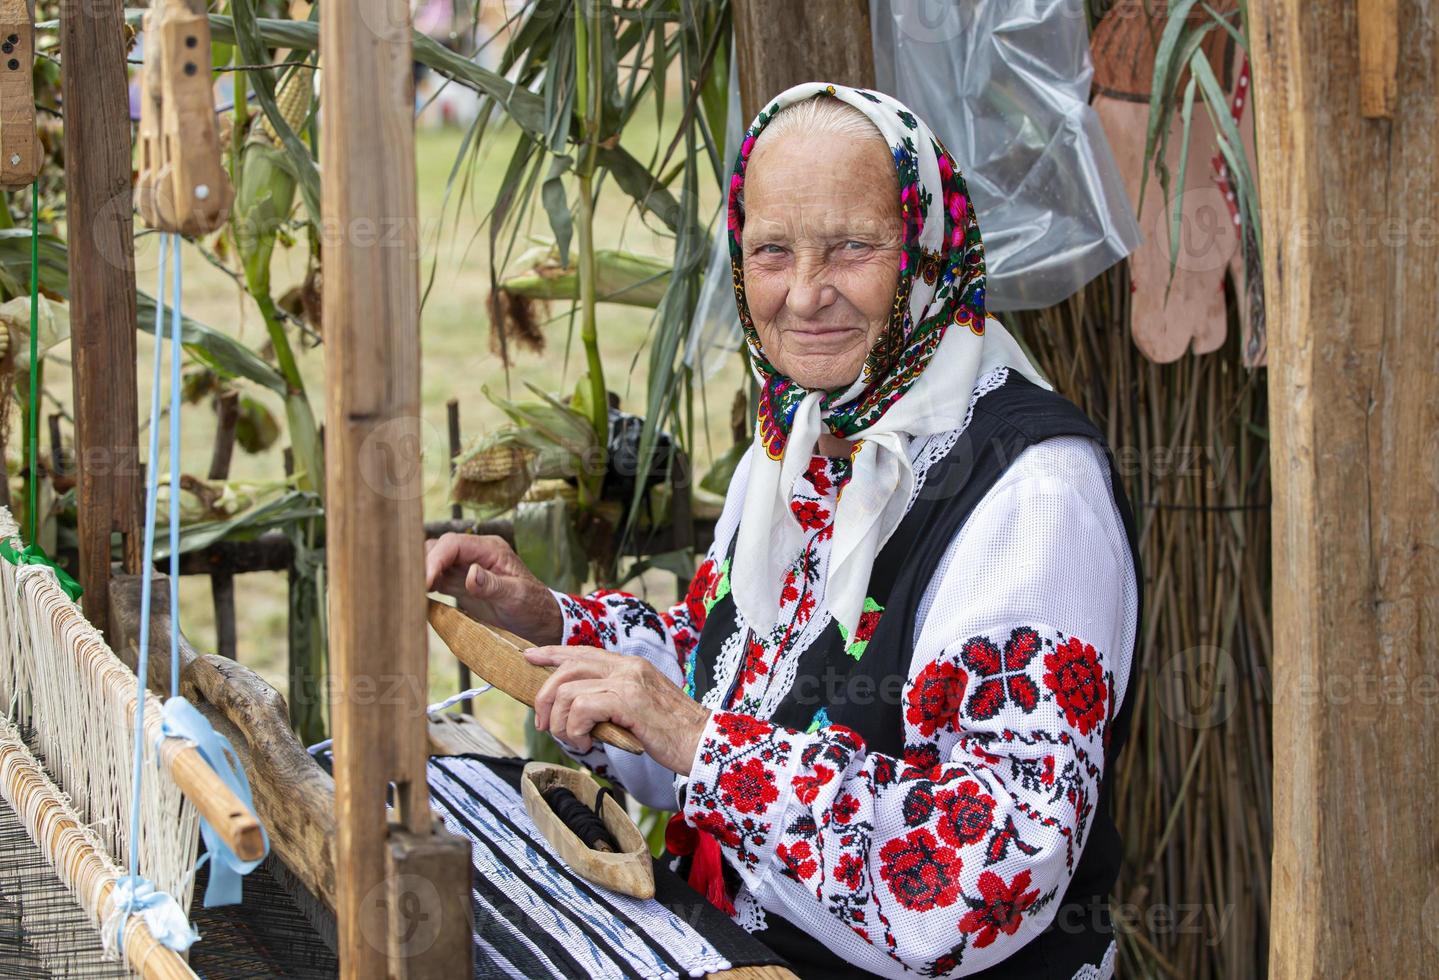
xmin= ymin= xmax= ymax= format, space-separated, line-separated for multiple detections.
xmin=136 ymin=0 xmax=232 ymax=235
xmin=522 ymin=762 xmax=655 ymax=899
xmin=427 ymin=599 xmax=644 ymax=754
xmin=0 ymin=0 xmax=39 ymax=187
xmin=1091 ymin=0 xmax=1242 ymax=363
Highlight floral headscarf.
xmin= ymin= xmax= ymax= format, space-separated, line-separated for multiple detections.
xmin=728 ymin=83 xmax=989 ymax=460
xmin=726 ymin=82 xmax=1047 ymax=639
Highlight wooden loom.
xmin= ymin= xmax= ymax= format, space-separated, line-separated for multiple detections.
xmin=0 ymin=0 xmax=801 ymax=975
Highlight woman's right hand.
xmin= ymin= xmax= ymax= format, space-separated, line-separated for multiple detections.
xmin=423 ymin=533 xmax=564 ymax=646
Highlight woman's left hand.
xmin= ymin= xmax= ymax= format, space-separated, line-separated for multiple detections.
xmin=525 ymin=645 xmax=711 ymax=775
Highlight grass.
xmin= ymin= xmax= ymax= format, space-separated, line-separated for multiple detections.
xmin=43 ymin=101 xmax=740 ymax=751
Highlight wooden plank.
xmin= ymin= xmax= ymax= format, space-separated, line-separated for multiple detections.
xmin=0 ymin=0 xmax=41 ymax=187
xmin=427 ymin=709 xmax=514 ymax=757
xmin=427 ymin=599 xmax=643 ymax=753
xmin=731 ymin=0 xmax=874 ymax=119
xmin=1250 ymin=0 xmax=1439 ymax=975
xmin=1358 ymin=0 xmax=1400 ymax=118
xmin=60 ymin=0 xmax=142 ymax=636
xmin=321 ymin=0 xmax=471 ymax=972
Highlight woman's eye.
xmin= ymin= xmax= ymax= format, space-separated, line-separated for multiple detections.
xmin=757 ymin=244 xmax=786 ymax=255
xmin=842 ymin=240 xmax=871 ymax=251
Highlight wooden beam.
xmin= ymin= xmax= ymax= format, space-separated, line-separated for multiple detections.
xmin=1358 ymin=0 xmax=1400 ymax=118
xmin=1251 ymin=0 xmax=1438 ymax=975
xmin=731 ymin=0 xmax=874 ymax=119
xmin=60 ymin=0 xmax=142 ymax=637
xmin=321 ymin=0 xmax=471 ymax=973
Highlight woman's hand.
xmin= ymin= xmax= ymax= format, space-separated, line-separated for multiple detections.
xmin=424 ymin=533 xmax=563 ymax=646
xmin=525 ymin=645 xmax=711 ymax=775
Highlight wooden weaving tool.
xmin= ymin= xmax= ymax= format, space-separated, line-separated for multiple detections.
xmin=136 ymin=0 xmax=233 ymax=234
xmin=0 ymin=0 xmax=39 ymax=187
xmin=426 ymin=598 xmax=645 ymax=754
xmin=522 ymin=761 xmax=655 ymax=898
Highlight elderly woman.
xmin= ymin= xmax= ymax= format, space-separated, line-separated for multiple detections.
xmin=426 ymin=83 xmax=1139 ymax=979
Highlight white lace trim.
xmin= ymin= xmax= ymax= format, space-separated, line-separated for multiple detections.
xmin=730 ymin=886 xmax=768 ymax=933
xmin=1071 ymin=939 xmax=1118 ymax=980
xmin=906 ymin=365 xmax=1010 ymax=510
xmin=699 ymin=627 xmax=749 ymax=711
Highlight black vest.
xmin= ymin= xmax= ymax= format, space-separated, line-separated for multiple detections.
xmin=688 ymin=375 xmax=1142 ymax=978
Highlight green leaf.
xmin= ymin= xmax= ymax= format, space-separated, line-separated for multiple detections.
xmin=137 ymin=290 xmax=288 ymax=395
xmin=223 ymin=0 xmax=321 ymax=223
xmin=513 ymin=497 xmax=588 ymax=593
xmin=1166 ymin=74 xmax=1199 ymax=298
xmin=152 ymin=488 xmax=323 ymax=561
xmin=541 ymin=155 xmax=574 ymax=267
xmin=235 ymin=393 xmax=281 ymax=453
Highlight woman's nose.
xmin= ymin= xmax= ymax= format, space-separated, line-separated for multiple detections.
xmin=786 ymin=258 xmax=835 ymax=318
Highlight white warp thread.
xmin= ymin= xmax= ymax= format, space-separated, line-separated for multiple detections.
xmin=0 ymin=506 xmax=200 ymax=940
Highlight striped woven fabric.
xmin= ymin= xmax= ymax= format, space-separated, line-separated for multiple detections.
xmin=426 ymin=755 xmax=764 ymax=980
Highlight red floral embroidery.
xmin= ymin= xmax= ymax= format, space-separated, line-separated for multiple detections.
xmin=878 ymin=828 xmax=961 ymax=911
xmin=804 ymin=455 xmax=834 ymax=495
xmin=688 ymin=807 xmax=742 ymax=849
xmin=959 ymin=869 xmax=1041 ymax=948
xmin=777 ymin=840 xmax=818 ymax=881
xmin=686 ymin=558 xmax=717 ymax=630
xmin=905 ymin=659 xmax=968 ymax=738
xmin=717 ymin=757 xmax=780 ymax=814
xmin=737 ymin=637 xmax=770 ymax=689
xmin=933 ymin=780 xmax=996 ymax=848
xmin=961 ymin=627 xmax=1041 ymax=720
xmin=834 ymin=852 xmax=865 ymax=890
xmin=714 ymin=712 xmax=773 ymax=748
xmin=832 ymin=792 xmax=861 ymax=824
xmin=1044 ymin=636 xmax=1107 ymax=736
xmin=567 ymin=618 xmax=602 ymax=648
xmin=790 ymin=499 xmax=830 ymax=530
xmin=794 ymin=764 xmax=835 ymax=805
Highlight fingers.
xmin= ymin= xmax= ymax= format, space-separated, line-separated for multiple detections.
xmin=531 ymin=647 xmax=614 ymax=731
xmin=424 ymin=533 xmax=513 ymax=590
xmin=543 ymin=679 xmax=630 ymax=755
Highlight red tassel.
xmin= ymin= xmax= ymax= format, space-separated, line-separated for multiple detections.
xmin=664 ymin=813 xmax=735 ymax=916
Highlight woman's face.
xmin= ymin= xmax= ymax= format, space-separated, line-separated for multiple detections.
xmin=741 ymin=130 xmax=903 ymax=391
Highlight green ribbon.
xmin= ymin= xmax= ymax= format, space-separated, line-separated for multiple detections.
xmin=0 ymin=539 xmax=83 ymax=601
xmin=0 ymin=183 xmax=82 ymax=603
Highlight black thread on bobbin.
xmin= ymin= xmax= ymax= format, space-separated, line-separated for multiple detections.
xmin=542 ymin=785 xmax=620 ymax=853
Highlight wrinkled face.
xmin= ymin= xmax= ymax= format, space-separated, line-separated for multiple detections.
xmin=741 ymin=130 xmax=903 ymax=392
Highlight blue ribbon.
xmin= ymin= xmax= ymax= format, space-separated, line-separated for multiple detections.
xmin=157 ymin=696 xmax=269 ymax=907
xmin=109 ymin=875 xmax=200 ymax=955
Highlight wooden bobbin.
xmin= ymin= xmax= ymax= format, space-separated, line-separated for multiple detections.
xmin=138 ymin=0 xmax=232 ymax=234
xmin=0 ymin=0 xmax=39 ymax=188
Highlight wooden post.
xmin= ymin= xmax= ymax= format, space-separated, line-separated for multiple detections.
xmin=321 ymin=0 xmax=472 ymax=974
xmin=731 ymin=0 xmax=874 ymax=118
xmin=1251 ymin=1 xmax=1438 ymax=975
xmin=1358 ymin=0 xmax=1400 ymax=118
xmin=60 ymin=0 xmax=143 ymax=638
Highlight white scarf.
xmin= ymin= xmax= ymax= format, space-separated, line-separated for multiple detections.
xmin=732 ymin=318 xmax=1048 ymax=639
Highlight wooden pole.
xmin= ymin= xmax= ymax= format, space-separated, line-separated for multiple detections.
xmin=59 ymin=0 xmax=142 ymax=638
xmin=1251 ymin=1 xmax=1438 ymax=975
xmin=321 ymin=0 xmax=472 ymax=974
xmin=730 ymin=0 xmax=874 ymax=119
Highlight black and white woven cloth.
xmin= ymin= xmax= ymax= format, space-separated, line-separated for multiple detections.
xmin=426 ymin=754 xmax=781 ymax=980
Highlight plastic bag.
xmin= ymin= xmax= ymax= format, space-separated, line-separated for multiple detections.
xmin=871 ymin=0 xmax=1140 ymax=310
